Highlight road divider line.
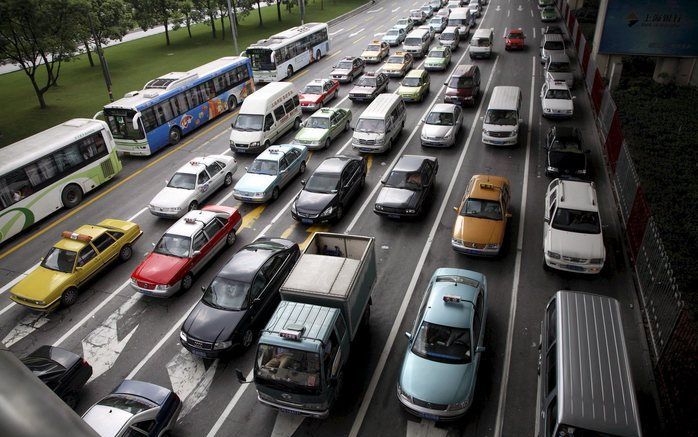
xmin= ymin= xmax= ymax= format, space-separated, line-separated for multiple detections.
xmin=494 ymin=56 xmax=536 ymax=437
xmin=0 ymin=302 xmax=17 ymax=317
xmin=127 ymin=207 xmax=148 ymax=222
xmin=349 ymin=28 xmax=365 ymax=38
xmin=329 ymin=28 xmax=344 ymax=36
xmin=348 ymin=55 xmax=501 ymax=437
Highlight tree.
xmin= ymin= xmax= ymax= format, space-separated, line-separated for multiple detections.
xmin=130 ymin=0 xmax=178 ymax=46
xmin=178 ymin=0 xmax=203 ymax=38
xmin=0 ymin=0 xmax=84 ymax=109
xmin=254 ymin=0 xmax=263 ymax=26
xmin=276 ymin=0 xmax=282 ymax=21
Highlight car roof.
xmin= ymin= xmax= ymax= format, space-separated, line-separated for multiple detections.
xmin=217 ymin=241 xmax=282 ymax=282
xmin=451 ymin=63 xmax=477 ymax=77
xmin=430 ymin=103 xmax=458 ymax=113
xmin=553 ymin=179 xmax=598 ymax=211
xmin=551 ymin=125 xmax=580 ymax=139
xmin=543 ymin=33 xmax=564 ymax=41
xmin=314 ymin=155 xmax=355 ymax=174
xmin=405 ymin=69 xmax=426 ymax=78
xmin=166 ymin=210 xmax=220 ymax=237
xmin=545 ymin=79 xmax=570 ymax=90
xmin=256 ymin=145 xmax=298 ymax=161
xmin=54 ymin=224 xmax=110 ymax=251
xmin=393 ymin=155 xmax=432 ymax=172
xmin=548 ymin=52 xmax=570 ymax=63
xmin=306 ymin=78 xmax=329 ymax=86
xmin=468 ymin=174 xmax=509 ymax=201
xmin=175 ymin=156 xmax=220 ymax=175
xmin=423 ymin=269 xmax=483 ymax=329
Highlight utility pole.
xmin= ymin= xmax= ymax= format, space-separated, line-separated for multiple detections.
xmin=300 ymin=0 xmax=306 ymax=25
xmin=226 ymin=0 xmax=239 ymax=54
xmin=88 ymin=12 xmax=114 ymax=102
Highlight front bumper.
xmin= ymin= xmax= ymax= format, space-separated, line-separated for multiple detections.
xmin=230 ymin=142 xmax=266 ymax=154
xmin=180 ymin=337 xmax=236 ymax=359
xmin=505 ymin=43 xmax=524 ymax=50
xmin=331 ymin=75 xmax=352 ymax=83
xmin=399 ymin=93 xmax=424 ymax=102
xmin=397 ymin=390 xmax=468 ymax=421
xmin=373 ymin=206 xmax=419 ymax=218
xmin=9 ymin=294 xmax=60 ymax=311
xmin=542 ymin=109 xmax=573 ymax=119
xmin=469 ymin=50 xmax=492 ymax=59
xmin=482 ymin=132 xmax=518 ymax=146
xmin=148 ymin=207 xmax=184 ymax=219
xmin=544 ymin=254 xmax=603 ymax=274
xmin=233 ymin=192 xmax=271 ymax=203
xmin=352 ymin=142 xmax=390 ymax=153
xmin=385 ymin=69 xmax=407 ymax=78
xmin=421 ymin=135 xmax=454 ymax=147
xmin=451 ymin=239 xmax=500 ymax=256
xmin=292 ymin=209 xmax=337 ymax=224
xmin=257 ymin=395 xmax=329 ymax=419
xmin=444 ymin=94 xmax=475 ymax=106
xmin=131 ymin=280 xmax=181 ymax=298
xmin=349 ymin=94 xmax=375 ymax=102
xmin=301 ymin=103 xmax=321 ymax=112
xmin=424 ymin=63 xmax=447 ymax=71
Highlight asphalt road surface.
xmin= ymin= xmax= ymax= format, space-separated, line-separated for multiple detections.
xmin=0 ymin=0 xmax=659 ymax=436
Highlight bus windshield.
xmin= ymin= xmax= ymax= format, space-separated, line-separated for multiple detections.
xmin=246 ymin=48 xmax=275 ymax=70
xmin=104 ymin=108 xmax=145 ymax=140
xmin=234 ymin=114 xmax=264 ymax=131
xmin=255 ymin=344 xmax=322 ymax=395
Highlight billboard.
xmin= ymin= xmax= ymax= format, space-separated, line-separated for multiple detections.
xmin=598 ymin=0 xmax=698 ymax=57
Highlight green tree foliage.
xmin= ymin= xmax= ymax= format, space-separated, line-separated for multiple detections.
xmin=130 ymin=0 xmax=180 ymax=45
xmin=0 ymin=0 xmax=84 ymax=108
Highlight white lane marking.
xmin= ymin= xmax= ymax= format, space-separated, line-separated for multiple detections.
xmin=2 ymin=312 xmax=49 ymax=347
xmin=0 ymin=302 xmax=17 ymax=318
xmin=168 ymin=347 xmax=219 ymax=420
xmin=531 ymin=9 xmax=534 ymax=17
xmin=508 ymin=9 xmax=511 ymax=17
xmin=222 ymin=149 xmax=232 ymax=156
xmin=391 ymin=7 xmax=401 ymax=13
xmin=366 ymin=7 xmax=384 ymax=14
xmin=127 ymin=207 xmax=148 ymax=222
xmin=82 ymin=294 xmax=142 ymax=382
xmin=503 ymin=27 xmax=508 ymax=37
xmin=271 ymin=412 xmax=305 ymax=437
xmin=406 ymin=419 xmax=448 ymax=437
xmin=348 ymin=54 xmax=501 ymax=437
xmin=350 ymin=28 xmax=365 ymax=38
xmin=206 ymin=368 xmax=253 ymax=437
xmin=329 ymin=28 xmax=344 ymax=36
xmin=0 ymin=262 xmax=40 ymax=295
xmin=493 ymin=56 xmax=536 ymax=437
xmin=374 ymin=32 xmax=386 ymax=36
xmin=533 ymin=26 xmax=536 ymax=38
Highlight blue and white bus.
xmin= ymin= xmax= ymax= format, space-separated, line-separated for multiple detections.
xmin=244 ymin=23 xmax=330 ymax=83
xmin=99 ymin=56 xmax=254 ymax=156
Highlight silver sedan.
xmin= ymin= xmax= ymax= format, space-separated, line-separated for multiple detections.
xmin=420 ymin=103 xmax=464 ymax=147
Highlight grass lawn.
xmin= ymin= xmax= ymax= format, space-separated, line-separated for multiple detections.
xmin=0 ymin=0 xmax=367 ymax=147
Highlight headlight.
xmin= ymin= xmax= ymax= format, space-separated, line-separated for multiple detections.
xmin=447 ymin=399 xmax=469 ymax=411
xmin=320 ymin=206 xmax=335 ymax=217
xmin=486 ymin=243 xmax=500 ymax=250
xmin=375 ymin=204 xmax=384 ymax=211
xmin=130 ymin=278 xmax=137 ymax=285
xmin=547 ymin=251 xmax=561 ymax=259
xmin=255 ymin=192 xmax=265 ymax=197
xmin=180 ymin=331 xmax=187 ymax=342
xmin=576 ymin=169 xmax=587 ymax=174
xmin=214 ymin=340 xmax=233 ymax=350
xmin=544 ymin=107 xmax=552 ymax=113
xmin=547 ymin=166 xmax=559 ymax=172
xmin=590 ymin=258 xmax=604 ymax=264
xmin=250 ymin=141 xmax=260 ymax=147
xmin=406 ymin=209 xmax=416 ymax=214
xmin=452 ymin=238 xmax=464 ymax=245
xmin=482 ymin=129 xmax=490 ymax=135
xmin=511 ymin=129 xmax=518 ymax=137
xmin=155 ymin=284 xmax=169 ymax=291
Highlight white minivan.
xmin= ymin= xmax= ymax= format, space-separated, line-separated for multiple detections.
xmin=352 ymin=94 xmax=406 ymax=153
xmin=482 ymin=86 xmax=522 ymax=146
xmin=229 ymin=82 xmax=302 ymax=153
xmin=447 ymin=7 xmax=471 ymax=38
xmin=403 ymin=28 xmax=432 ymax=58
xmin=470 ymin=28 xmax=494 ymax=59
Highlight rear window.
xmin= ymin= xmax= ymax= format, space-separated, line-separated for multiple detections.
xmin=544 ymin=41 xmax=565 ymax=50
xmin=449 ymin=75 xmax=474 ymax=88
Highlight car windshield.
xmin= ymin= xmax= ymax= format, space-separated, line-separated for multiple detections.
xmin=366 ymin=44 xmax=381 ymax=51
xmin=302 ymin=85 xmax=323 ymax=94
xmin=41 ymin=247 xmax=77 ymax=273
xmin=385 ymin=170 xmax=423 ymax=190
xmin=167 ymin=172 xmax=196 ymax=190
xmin=405 ymin=37 xmax=422 ymax=46
xmin=441 ymin=32 xmax=455 ymax=40
xmin=548 ymin=61 xmax=570 ymax=72
xmin=255 ymin=344 xmax=322 ymax=395
xmin=388 ymin=56 xmax=405 ymax=64
xmin=545 ymin=26 xmax=563 ymax=34
xmin=336 ymin=61 xmax=353 ymax=69
xmin=397 ymin=19 xmax=409 ymax=25
xmin=412 ymin=321 xmax=472 ymax=364
xmin=304 ymin=172 xmax=340 ymax=193
xmin=428 ymin=50 xmax=446 ymax=58
xmin=430 ymin=18 xmax=443 ymax=25
xmin=484 ymin=109 xmax=518 ymax=126
xmin=387 ymin=30 xmax=399 ymax=36
xmin=507 ymin=32 xmax=523 ymax=39
xmin=546 ymin=89 xmax=571 ymax=100
xmin=426 ymin=111 xmax=455 ymax=125
xmin=411 ymin=11 xmax=422 ymax=18
xmin=355 ymin=118 xmax=385 ymax=133
xmin=402 ymin=77 xmax=422 ymax=87
xmin=460 ymin=198 xmax=502 ymax=220
xmin=356 ymin=76 xmax=377 ymax=87
xmin=305 ymin=116 xmax=330 ymax=129
xmin=234 ymin=114 xmax=264 ymax=131
xmin=544 ymin=41 xmax=564 ymax=50
xmin=154 ymin=234 xmax=191 ymax=258
xmin=449 ymin=76 xmax=474 ymax=88
xmin=552 ymin=208 xmax=601 ymax=234
xmin=472 ymin=37 xmax=491 ymax=47
xmin=99 ymin=395 xmax=155 ymax=415
xmin=203 ymin=277 xmax=250 ymax=311
xmin=248 ymin=159 xmax=278 ymax=175
xmin=550 ymin=137 xmax=581 ymax=151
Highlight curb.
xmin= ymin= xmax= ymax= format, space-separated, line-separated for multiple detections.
xmin=328 ymin=1 xmax=376 ymax=27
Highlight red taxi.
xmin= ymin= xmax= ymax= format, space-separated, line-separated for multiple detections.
xmin=130 ymin=205 xmax=242 ymax=297
xmin=299 ymin=79 xmax=340 ymax=112
xmin=505 ymin=28 xmax=526 ymax=50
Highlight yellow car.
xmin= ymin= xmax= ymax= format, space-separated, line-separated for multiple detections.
xmin=384 ymin=51 xmax=414 ymax=78
xmin=397 ymin=69 xmax=430 ymax=102
xmin=10 ymin=220 xmax=142 ymax=311
xmin=361 ymin=40 xmax=390 ymax=64
xmin=451 ymin=175 xmax=511 ymax=256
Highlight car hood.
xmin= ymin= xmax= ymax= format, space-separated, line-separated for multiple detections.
xmin=362 ymin=50 xmax=381 ymax=57
xmin=422 ymin=123 xmax=454 ymax=138
xmin=400 ymin=350 xmax=474 ymax=405
xmin=544 ymin=98 xmax=574 ymax=111
xmin=235 ymin=173 xmax=276 ymax=193
xmin=300 ymin=94 xmax=322 ymax=103
xmin=446 ymin=86 xmax=475 ymax=97
xmin=453 ymin=216 xmax=504 ymax=245
xmin=385 ymin=63 xmax=406 ymax=70
xmin=332 ymin=68 xmax=352 ymax=75
xmin=150 ymin=187 xmax=192 ymax=208
xmin=295 ymin=190 xmax=336 ymax=214
xmin=295 ymin=127 xmax=328 ymax=142
xmin=506 ymin=37 xmax=525 ymax=44
xmin=425 ymin=57 xmax=446 ymax=64
xmin=383 ymin=35 xmax=399 ymax=41
xmin=376 ymin=187 xmax=419 ymax=209
xmin=230 ymin=129 xmax=263 ymax=143
xmin=548 ymin=151 xmax=586 ymax=173
xmin=398 ymin=85 xmax=422 ymax=94
xmin=350 ymin=86 xmax=377 ymax=95
xmin=182 ymin=300 xmax=244 ymax=343
xmin=11 ymin=267 xmax=71 ymax=301
xmin=546 ymin=227 xmax=605 ymax=259
xmin=132 ymin=253 xmax=189 ymax=285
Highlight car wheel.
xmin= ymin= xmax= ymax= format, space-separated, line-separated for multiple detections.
xmin=181 ymin=273 xmax=193 ymax=291
xmin=118 ymin=244 xmax=133 ymax=262
xmin=225 ymin=230 xmax=236 ymax=246
xmin=335 ymin=205 xmax=344 ymax=221
xmin=242 ymin=329 xmax=255 ymax=349
xmin=227 ymin=95 xmax=238 ymax=112
xmin=188 ymin=200 xmax=199 ymax=211
xmin=344 ymin=121 xmax=350 ymax=132
xmin=324 ymin=138 xmax=331 ymax=149
xmin=264 ymin=140 xmax=271 ymax=150
xmin=224 ymin=172 xmax=233 ymax=187
xmin=271 ymin=186 xmax=280 ymax=201
xmin=299 ymin=160 xmax=307 ymax=174
xmin=287 ymin=65 xmax=294 ymax=78
xmin=169 ymin=127 xmax=182 ymax=145
xmin=61 ymin=287 xmax=79 ymax=308
xmin=293 ymin=117 xmax=302 ymax=130
xmin=61 ymin=184 xmax=83 ymax=208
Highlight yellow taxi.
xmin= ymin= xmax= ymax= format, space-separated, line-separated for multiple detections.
xmin=361 ymin=40 xmax=390 ymax=63
xmin=451 ymin=175 xmax=511 ymax=256
xmin=10 ymin=220 xmax=142 ymax=311
xmin=384 ymin=51 xmax=414 ymax=78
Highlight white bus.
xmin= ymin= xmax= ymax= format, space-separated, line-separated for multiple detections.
xmin=244 ymin=23 xmax=330 ymax=83
xmin=0 ymin=119 xmax=122 ymax=244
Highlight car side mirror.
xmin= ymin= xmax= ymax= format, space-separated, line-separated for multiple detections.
xmin=151 ymin=242 xmax=156 ymax=247
xmin=572 ymin=96 xmax=577 ymax=100
xmin=506 ymin=212 xmax=513 ymax=218
xmin=244 ymin=166 xmax=248 ymax=171
xmin=201 ymin=286 xmax=206 ymax=292
xmin=193 ymin=250 xmax=201 ymax=257
xmin=300 ymin=179 xmax=306 ymax=186
xmin=405 ymin=332 xmax=412 ymax=340
xmin=453 ymin=206 xmax=458 ymax=212
xmin=230 ymin=122 xmax=235 ymax=129
xmin=165 ymin=179 xmax=169 ymax=185
xmin=476 ymin=346 xmax=486 ymax=353
xmin=75 ymin=266 xmax=83 ymax=271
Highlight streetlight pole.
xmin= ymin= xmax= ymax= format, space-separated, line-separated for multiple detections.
xmin=226 ymin=0 xmax=239 ymax=54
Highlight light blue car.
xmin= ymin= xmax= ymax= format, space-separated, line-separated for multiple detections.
xmin=233 ymin=144 xmax=308 ymax=203
xmin=397 ymin=268 xmax=487 ymax=421
xmin=382 ymin=27 xmax=407 ymax=46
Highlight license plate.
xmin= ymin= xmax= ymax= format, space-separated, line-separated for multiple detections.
xmin=566 ymin=264 xmax=585 ymax=272
xmin=279 ymin=408 xmax=303 ymax=416
xmin=420 ymin=413 xmax=441 ymax=421
xmin=359 ymin=148 xmax=373 ymax=152
xmin=464 ymin=248 xmax=480 ymax=254
xmin=492 ymin=140 xmax=503 ymax=145
xmin=388 ymin=214 xmax=400 ymax=219
xmin=301 ymin=219 xmax=313 ymax=225
xmin=191 ymin=349 xmax=207 ymax=358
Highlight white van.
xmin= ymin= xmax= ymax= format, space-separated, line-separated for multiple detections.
xmin=447 ymin=7 xmax=471 ymax=38
xmin=352 ymin=94 xmax=406 ymax=153
xmin=403 ymin=28 xmax=432 ymax=58
xmin=470 ymin=28 xmax=494 ymax=59
xmin=482 ymin=86 xmax=522 ymax=146
xmin=229 ymin=82 xmax=301 ymax=154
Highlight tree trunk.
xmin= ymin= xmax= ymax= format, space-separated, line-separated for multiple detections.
xmin=220 ymin=7 xmax=226 ymax=39
xmin=256 ymin=0 xmax=263 ymax=26
xmin=164 ymin=19 xmax=170 ymax=45
xmin=186 ymin=14 xmax=192 ymax=38
xmin=232 ymin=0 xmax=239 ymax=25
xmin=209 ymin=6 xmax=217 ymax=38
xmin=277 ymin=0 xmax=282 ymax=21
xmin=84 ymin=41 xmax=95 ymax=67
xmin=27 ymin=73 xmax=47 ymax=109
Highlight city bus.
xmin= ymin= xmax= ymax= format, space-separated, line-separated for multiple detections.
xmin=0 ymin=119 xmax=122 ymax=244
xmin=100 ymin=56 xmax=254 ymax=156
xmin=244 ymin=23 xmax=330 ymax=83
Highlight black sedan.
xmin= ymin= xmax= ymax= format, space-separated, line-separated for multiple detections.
xmin=374 ymin=155 xmax=438 ymax=218
xmin=291 ymin=155 xmax=366 ymax=224
xmin=179 ymin=238 xmax=300 ymax=358
xmin=544 ymin=126 xmax=588 ymax=177
xmin=21 ymin=345 xmax=92 ymax=408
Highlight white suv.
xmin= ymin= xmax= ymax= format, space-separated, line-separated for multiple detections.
xmin=543 ymin=178 xmax=605 ymax=274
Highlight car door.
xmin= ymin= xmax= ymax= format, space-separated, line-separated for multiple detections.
xmin=329 ymin=112 xmax=342 ymax=140
xmin=278 ymin=155 xmax=292 ymax=188
xmin=342 ymin=161 xmax=361 ymax=202
xmin=202 ymin=216 xmax=226 ymax=255
xmin=206 ymin=162 xmax=225 ymax=193
xmin=258 ymin=253 xmax=288 ymax=311
xmin=247 ymin=270 xmax=269 ymax=326
xmin=471 ymin=291 xmax=484 ymax=371
xmin=91 ymin=233 xmax=120 ymax=267
xmin=196 ymin=170 xmax=212 ymax=202
xmin=189 ymin=230 xmax=210 ymax=275
xmin=75 ymin=244 xmax=101 ymax=286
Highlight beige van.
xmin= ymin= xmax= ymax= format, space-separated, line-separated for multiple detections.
xmin=352 ymin=94 xmax=406 ymax=153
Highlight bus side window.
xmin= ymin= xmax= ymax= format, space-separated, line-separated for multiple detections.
xmin=141 ymin=108 xmax=158 ymax=130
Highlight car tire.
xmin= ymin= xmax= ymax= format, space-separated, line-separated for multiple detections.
xmin=315 ymin=49 xmax=322 ymax=62
xmin=335 ymin=205 xmax=344 ymax=221
xmin=287 ymin=65 xmax=294 ymax=78
xmin=264 ymin=140 xmax=271 ymax=150
xmin=227 ymin=95 xmax=238 ymax=112
xmin=61 ymin=287 xmax=79 ymax=308
xmin=225 ymin=230 xmax=236 ymax=247
xmin=169 ymin=127 xmax=182 ymax=145
xmin=299 ymin=160 xmax=307 ymax=174
xmin=271 ymin=186 xmax=280 ymax=201
xmin=188 ymin=200 xmax=199 ymax=211
xmin=224 ymin=172 xmax=233 ymax=187
xmin=118 ymin=244 xmax=133 ymax=262
xmin=344 ymin=121 xmax=350 ymax=132
xmin=293 ymin=117 xmax=302 ymax=130
xmin=61 ymin=184 xmax=83 ymax=208
xmin=181 ymin=273 xmax=193 ymax=292
xmin=242 ymin=329 xmax=255 ymax=349
xmin=324 ymin=138 xmax=331 ymax=150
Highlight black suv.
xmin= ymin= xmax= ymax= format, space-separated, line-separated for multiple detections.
xmin=349 ymin=72 xmax=390 ymax=102
xmin=374 ymin=155 xmax=438 ymax=218
xmin=292 ymin=155 xmax=367 ymax=223
xmin=544 ymin=126 xmax=588 ymax=177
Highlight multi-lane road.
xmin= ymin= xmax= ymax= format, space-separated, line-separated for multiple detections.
xmin=0 ymin=0 xmax=659 ymax=435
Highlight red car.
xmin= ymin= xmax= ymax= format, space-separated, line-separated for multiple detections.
xmin=130 ymin=205 xmax=242 ymax=297
xmin=505 ymin=29 xmax=526 ymax=50
xmin=299 ymin=79 xmax=340 ymax=112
